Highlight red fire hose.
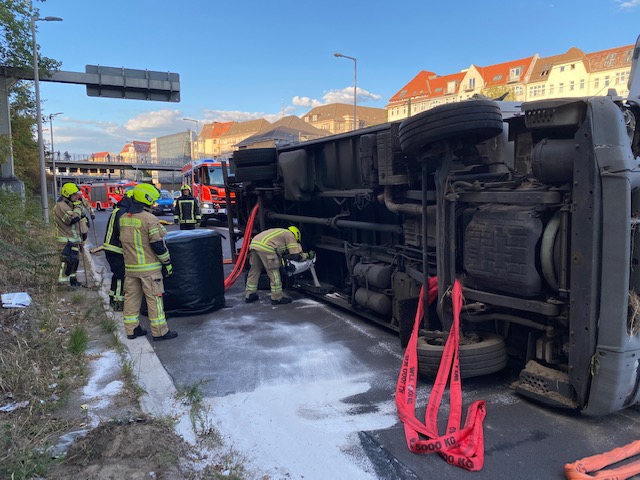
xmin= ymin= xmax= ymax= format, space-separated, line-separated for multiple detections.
xmin=223 ymin=204 xmax=259 ymax=291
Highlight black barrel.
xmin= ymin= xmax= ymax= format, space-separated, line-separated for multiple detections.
xmin=162 ymin=229 xmax=225 ymax=316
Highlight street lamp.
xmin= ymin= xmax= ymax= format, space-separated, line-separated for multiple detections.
xmin=182 ymin=117 xmax=199 ymax=159
xmin=31 ymin=15 xmax=63 ymax=224
xmin=334 ymin=52 xmax=357 ymax=131
xmin=48 ymin=112 xmax=63 ymax=199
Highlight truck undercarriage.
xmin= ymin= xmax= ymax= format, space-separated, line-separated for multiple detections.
xmin=230 ymin=39 xmax=640 ymax=416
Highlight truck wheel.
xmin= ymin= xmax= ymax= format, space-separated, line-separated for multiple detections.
xmin=416 ymin=333 xmax=506 ymax=378
xmin=234 ymin=165 xmax=277 ymax=182
xmin=398 ymin=100 xmax=504 ymax=156
xmin=233 ymin=148 xmax=277 ymax=167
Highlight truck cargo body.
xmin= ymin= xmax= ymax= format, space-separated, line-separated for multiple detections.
xmin=231 ymin=46 xmax=640 ymax=416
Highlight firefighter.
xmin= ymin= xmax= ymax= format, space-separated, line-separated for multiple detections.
xmin=54 ymin=182 xmax=84 ymax=287
xmin=103 ymin=190 xmax=133 ymax=311
xmin=174 ymin=184 xmax=201 ymax=230
xmin=120 ymin=183 xmax=177 ymax=341
xmin=245 ymin=226 xmax=314 ymax=305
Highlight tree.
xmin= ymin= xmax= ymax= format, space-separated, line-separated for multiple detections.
xmin=479 ymin=85 xmax=516 ymax=101
xmin=0 ymin=1 xmax=61 ymax=191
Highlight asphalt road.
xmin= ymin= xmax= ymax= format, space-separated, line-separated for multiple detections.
xmin=88 ymin=210 xmax=640 ymax=480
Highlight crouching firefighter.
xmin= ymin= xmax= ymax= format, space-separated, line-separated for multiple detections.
xmin=245 ymin=226 xmax=315 ymax=305
xmin=103 ymin=190 xmax=133 ymax=311
xmin=54 ymin=183 xmax=84 ymax=287
xmin=120 ymin=183 xmax=178 ymax=341
xmin=174 ymin=184 xmax=201 ymax=230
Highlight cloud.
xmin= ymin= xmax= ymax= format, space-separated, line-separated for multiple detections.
xmin=123 ymin=109 xmax=183 ymax=131
xmin=617 ymin=0 xmax=640 ymax=7
xmin=292 ymin=87 xmax=382 ymax=110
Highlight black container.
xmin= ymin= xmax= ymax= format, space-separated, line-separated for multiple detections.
xmin=155 ymin=229 xmax=225 ymax=317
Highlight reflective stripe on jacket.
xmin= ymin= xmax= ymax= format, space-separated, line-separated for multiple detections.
xmin=249 ymin=228 xmax=302 ymax=256
xmin=174 ymin=195 xmax=201 ymax=224
xmin=120 ymin=210 xmax=170 ymax=276
xmin=54 ymin=199 xmax=82 ymax=244
xmin=103 ymin=206 xmax=125 ymax=254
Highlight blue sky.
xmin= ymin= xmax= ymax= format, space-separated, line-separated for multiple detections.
xmin=33 ymin=0 xmax=640 ymax=155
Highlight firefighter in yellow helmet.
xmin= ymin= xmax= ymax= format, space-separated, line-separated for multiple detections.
xmin=174 ymin=184 xmax=201 ymax=230
xmin=245 ymin=225 xmax=314 ymax=305
xmin=54 ymin=182 xmax=84 ymax=286
xmin=120 ymin=183 xmax=177 ymax=341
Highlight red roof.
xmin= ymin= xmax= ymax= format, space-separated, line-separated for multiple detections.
xmin=388 ymin=70 xmax=438 ymax=103
xmin=476 ymin=57 xmax=535 ymax=88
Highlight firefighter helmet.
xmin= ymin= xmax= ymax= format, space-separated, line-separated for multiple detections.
xmin=180 ymin=184 xmax=191 ymax=192
xmin=287 ymin=226 xmax=301 ymax=242
xmin=132 ymin=183 xmax=160 ymax=206
xmin=61 ymin=182 xmax=80 ymax=198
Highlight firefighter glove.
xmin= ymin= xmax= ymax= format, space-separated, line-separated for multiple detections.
xmin=308 ymin=250 xmax=316 ymax=260
xmin=162 ymin=263 xmax=173 ymax=278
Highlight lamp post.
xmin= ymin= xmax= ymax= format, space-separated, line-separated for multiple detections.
xmin=31 ymin=15 xmax=63 ymax=224
xmin=334 ymin=52 xmax=357 ymax=131
xmin=182 ymin=117 xmax=199 ymax=159
xmin=48 ymin=112 xmax=63 ymax=200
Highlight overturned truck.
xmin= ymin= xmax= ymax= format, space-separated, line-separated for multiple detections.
xmin=230 ymin=40 xmax=640 ymax=416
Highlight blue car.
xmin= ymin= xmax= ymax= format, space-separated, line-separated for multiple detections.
xmin=153 ymin=189 xmax=175 ymax=215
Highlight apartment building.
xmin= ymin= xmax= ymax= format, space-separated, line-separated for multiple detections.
xmin=302 ymin=103 xmax=387 ymax=134
xmin=218 ymin=118 xmax=271 ymax=156
xmin=388 ymin=43 xmax=634 ymax=121
xmin=150 ymin=131 xmax=192 ymax=164
xmin=197 ymin=121 xmax=234 ymax=158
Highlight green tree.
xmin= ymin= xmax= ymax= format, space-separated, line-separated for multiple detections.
xmin=480 ymin=85 xmax=516 ymax=101
xmin=0 ymin=0 xmax=61 ymax=191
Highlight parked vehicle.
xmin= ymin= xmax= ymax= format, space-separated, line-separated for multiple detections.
xmin=78 ymin=181 xmax=137 ymax=210
xmin=181 ymin=159 xmax=235 ymax=226
xmin=153 ymin=189 xmax=175 ymax=215
xmin=229 ymin=36 xmax=640 ymax=416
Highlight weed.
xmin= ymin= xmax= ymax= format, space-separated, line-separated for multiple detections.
xmin=68 ymin=325 xmax=89 ymax=356
xmin=121 ymin=359 xmax=146 ymax=399
xmin=70 ymin=292 xmax=85 ymax=304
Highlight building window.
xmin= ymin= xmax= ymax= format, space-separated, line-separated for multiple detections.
xmin=605 ymin=76 xmax=610 ymax=86
xmin=560 ymin=66 xmax=565 ymax=72
xmin=580 ymin=79 xmax=585 ymax=90
xmin=594 ymin=78 xmax=600 ymax=89
xmin=493 ymin=74 xmax=503 ymax=82
xmin=514 ymin=85 xmax=523 ymax=96
xmin=569 ymin=81 xmax=575 ymax=91
xmin=559 ymin=83 xmax=564 ymax=93
xmin=616 ymin=71 xmax=629 ymax=84
xmin=468 ymin=78 xmax=475 ymax=89
xmin=530 ymin=85 xmax=545 ymax=97
xmin=625 ymin=49 xmax=633 ymax=63
xmin=540 ymin=64 xmax=551 ymax=76
xmin=312 ymin=114 xmax=318 ymax=121
xmin=549 ymin=85 xmax=554 ymax=95
xmin=304 ymin=116 xmax=309 ymax=122
xmin=509 ymin=67 xmax=522 ymax=81
xmin=604 ymin=53 xmax=617 ymax=67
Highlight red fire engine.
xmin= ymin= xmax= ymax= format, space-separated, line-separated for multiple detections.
xmin=79 ymin=182 xmax=137 ymax=210
xmin=181 ymin=159 xmax=234 ymax=226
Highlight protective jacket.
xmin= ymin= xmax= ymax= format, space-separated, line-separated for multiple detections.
xmin=174 ymin=194 xmax=201 ymax=229
xmin=103 ymin=196 xmax=132 ymax=255
xmin=120 ymin=202 xmax=171 ymax=277
xmin=249 ymin=228 xmax=305 ymax=260
xmin=54 ymin=198 xmax=83 ymax=244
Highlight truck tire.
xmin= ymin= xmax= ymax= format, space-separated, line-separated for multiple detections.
xmin=234 ymin=165 xmax=278 ymax=182
xmin=416 ymin=333 xmax=507 ymax=378
xmin=233 ymin=148 xmax=277 ymax=167
xmin=398 ymin=100 xmax=504 ymax=156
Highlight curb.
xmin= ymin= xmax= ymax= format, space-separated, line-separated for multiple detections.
xmin=83 ymin=244 xmax=197 ymax=444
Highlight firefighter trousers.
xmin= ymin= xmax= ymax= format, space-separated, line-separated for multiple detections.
xmin=58 ymin=241 xmax=80 ymax=284
xmin=245 ymin=250 xmax=283 ymax=301
xmin=123 ymin=271 xmax=169 ymax=338
xmin=105 ymin=251 xmax=125 ymax=302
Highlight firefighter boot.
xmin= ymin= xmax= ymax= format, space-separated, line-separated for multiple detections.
xmin=153 ymin=330 xmax=178 ymax=341
xmin=245 ymin=293 xmax=259 ymax=303
xmin=127 ymin=325 xmax=148 ymax=340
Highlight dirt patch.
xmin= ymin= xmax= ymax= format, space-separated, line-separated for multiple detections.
xmin=46 ymin=417 xmax=195 ymax=480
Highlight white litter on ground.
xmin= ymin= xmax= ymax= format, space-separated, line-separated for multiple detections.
xmin=1 ymin=292 xmax=32 ymax=308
